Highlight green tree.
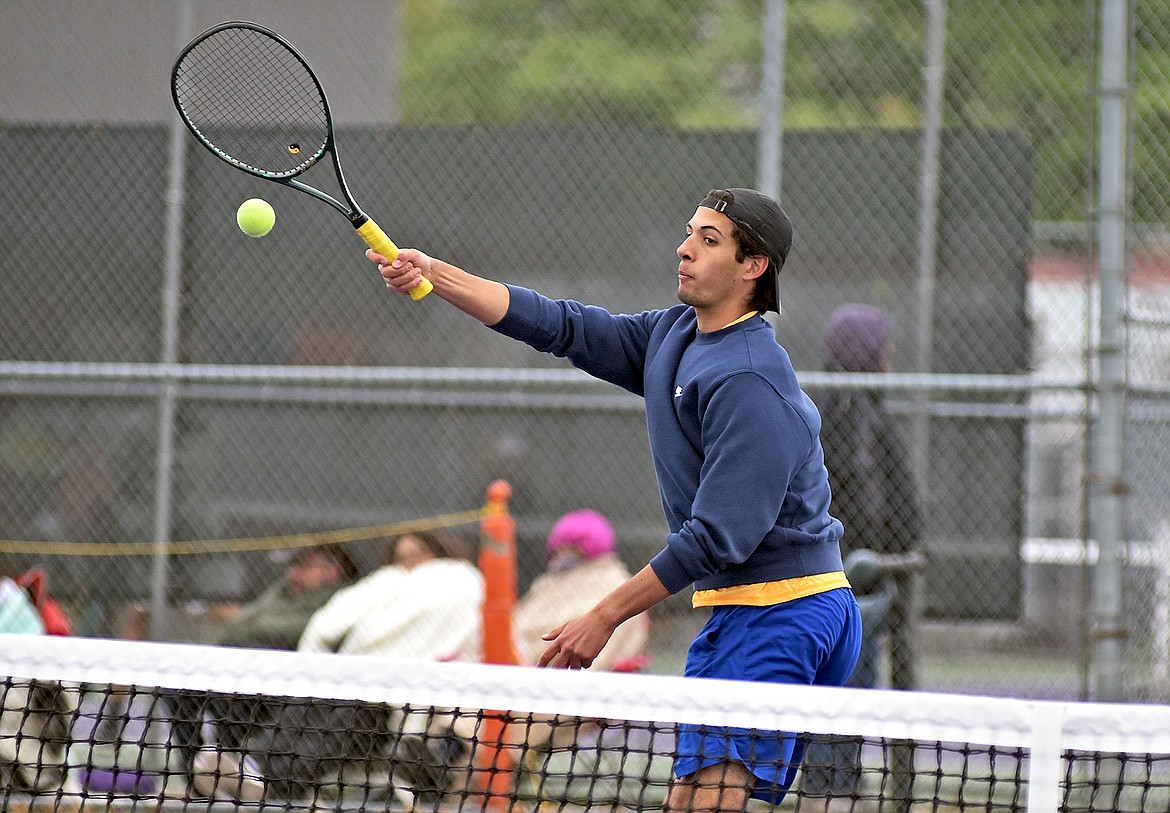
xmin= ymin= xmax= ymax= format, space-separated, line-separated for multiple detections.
xmin=400 ymin=0 xmax=758 ymax=127
xmin=400 ymin=0 xmax=1170 ymax=223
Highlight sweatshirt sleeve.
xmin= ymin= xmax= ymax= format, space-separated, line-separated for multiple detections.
xmin=490 ymin=285 xmax=655 ymax=396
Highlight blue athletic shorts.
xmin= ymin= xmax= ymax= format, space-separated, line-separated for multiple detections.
xmin=673 ymin=587 xmax=862 ymax=804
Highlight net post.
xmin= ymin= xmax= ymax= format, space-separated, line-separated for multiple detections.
xmin=477 ymin=479 xmax=518 ymax=808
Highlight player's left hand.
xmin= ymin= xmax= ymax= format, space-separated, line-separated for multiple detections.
xmin=538 ymin=613 xmax=614 ymax=670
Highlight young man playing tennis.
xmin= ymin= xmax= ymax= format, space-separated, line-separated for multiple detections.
xmin=368 ymin=187 xmax=861 ymax=812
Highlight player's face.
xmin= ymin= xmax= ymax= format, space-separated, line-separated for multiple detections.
xmin=676 ymin=208 xmax=750 ymax=311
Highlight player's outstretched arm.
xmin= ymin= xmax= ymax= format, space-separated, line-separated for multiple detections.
xmin=367 ymin=248 xmax=510 ymax=326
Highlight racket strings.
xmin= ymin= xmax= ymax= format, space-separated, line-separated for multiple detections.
xmin=173 ymin=27 xmax=330 ymax=178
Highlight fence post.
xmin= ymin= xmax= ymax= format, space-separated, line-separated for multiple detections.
xmin=477 ymin=479 xmax=517 ymax=808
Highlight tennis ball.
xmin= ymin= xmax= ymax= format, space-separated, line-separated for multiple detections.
xmin=236 ymin=198 xmax=275 ymax=238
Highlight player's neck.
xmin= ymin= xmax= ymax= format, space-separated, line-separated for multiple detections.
xmin=695 ymin=302 xmax=757 ymax=333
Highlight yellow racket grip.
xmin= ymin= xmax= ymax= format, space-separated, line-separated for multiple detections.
xmin=356 ymin=219 xmax=433 ymax=301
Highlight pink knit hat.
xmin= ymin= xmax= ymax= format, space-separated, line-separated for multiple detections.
xmin=546 ymin=509 xmax=616 ymax=559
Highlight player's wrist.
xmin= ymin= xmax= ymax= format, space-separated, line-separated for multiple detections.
xmin=590 ymin=596 xmax=628 ymax=634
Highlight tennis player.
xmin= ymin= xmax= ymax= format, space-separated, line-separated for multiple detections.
xmin=368 ymin=187 xmax=861 ymax=812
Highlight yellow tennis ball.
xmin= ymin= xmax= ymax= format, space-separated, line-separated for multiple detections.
xmin=236 ymin=198 xmax=275 ymax=238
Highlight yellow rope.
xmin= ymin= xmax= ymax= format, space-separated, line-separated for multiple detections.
xmin=0 ymin=507 xmax=487 ymax=557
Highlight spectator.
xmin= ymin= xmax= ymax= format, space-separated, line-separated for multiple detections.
xmin=13 ymin=568 xmax=72 ymax=636
xmin=818 ymin=304 xmax=919 ymax=562
xmin=205 ymin=531 xmax=484 ymax=804
xmin=167 ymin=545 xmax=358 ymax=800
xmin=298 ymin=530 xmax=483 ymax=660
xmin=219 ymin=545 xmax=360 ymax=651
xmin=0 ymin=556 xmax=44 ymax=634
xmin=0 ymin=557 xmax=79 ymax=795
xmin=514 ymin=510 xmax=648 ymax=672
xmin=511 ymin=510 xmax=653 ymax=787
xmin=803 ymin=304 xmax=922 ymax=796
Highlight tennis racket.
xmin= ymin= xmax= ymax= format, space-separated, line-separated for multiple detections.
xmin=170 ymin=20 xmax=431 ymax=300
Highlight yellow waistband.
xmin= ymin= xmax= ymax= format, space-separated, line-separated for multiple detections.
xmin=692 ymin=571 xmax=850 ymax=608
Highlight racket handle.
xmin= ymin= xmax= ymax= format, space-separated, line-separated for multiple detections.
xmin=356 ymin=219 xmax=433 ymax=301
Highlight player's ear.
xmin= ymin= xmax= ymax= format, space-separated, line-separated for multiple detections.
xmin=742 ymin=254 xmax=769 ymax=282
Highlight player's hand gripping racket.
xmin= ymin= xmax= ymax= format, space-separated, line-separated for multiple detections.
xmin=170 ymin=20 xmax=431 ymax=300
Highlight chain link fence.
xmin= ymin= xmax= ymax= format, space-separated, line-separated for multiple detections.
xmin=2 ymin=0 xmax=1169 ymax=703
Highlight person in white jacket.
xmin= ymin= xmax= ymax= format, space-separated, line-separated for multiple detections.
xmin=298 ymin=530 xmax=484 ymax=661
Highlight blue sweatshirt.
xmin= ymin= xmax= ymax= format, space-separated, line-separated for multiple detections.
xmin=491 ymin=286 xmax=844 ymax=595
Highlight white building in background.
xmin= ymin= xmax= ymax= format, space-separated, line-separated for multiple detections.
xmin=1027 ymin=248 xmax=1170 ymax=540
xmin=1023 ymin=245 xmax=1170 ymax=659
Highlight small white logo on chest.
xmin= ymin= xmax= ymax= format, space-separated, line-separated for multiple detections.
xmin=674 ymin=385 xmax=683 ymax=397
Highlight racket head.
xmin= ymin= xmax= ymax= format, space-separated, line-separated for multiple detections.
xmin=171 ymin=21 xmax=333 ymax=181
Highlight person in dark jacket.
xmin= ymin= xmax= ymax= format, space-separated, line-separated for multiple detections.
xmin=818 ymin=305 xmax=920 ymax=562
xmin=804 ymin=304 xmax=922 ymax=796
xmin=218 ymin=545 xmax=359 ymax=650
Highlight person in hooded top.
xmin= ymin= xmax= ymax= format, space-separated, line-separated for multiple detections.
xmin=514 ymin=509 xmax=649 ymax=672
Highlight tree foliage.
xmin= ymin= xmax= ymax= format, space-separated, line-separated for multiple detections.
xmin=400 ymin=0 xmax=1170 ymax=222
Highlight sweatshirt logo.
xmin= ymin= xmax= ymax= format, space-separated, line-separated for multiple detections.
xmin=674 ymin=385 xmax=683 ymax=398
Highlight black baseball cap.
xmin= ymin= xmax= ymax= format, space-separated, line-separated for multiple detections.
xmin=698 ymin=188 xmax=792 ymax=313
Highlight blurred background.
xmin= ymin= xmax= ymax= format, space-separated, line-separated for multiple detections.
xmin=1 ymin=0 xmax=1169 ymax=703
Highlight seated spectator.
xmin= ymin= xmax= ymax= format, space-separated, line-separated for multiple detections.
xmin=220 ymin=545 xmax=360 ymax=651
xmin=509 ymin=510 xmax=651 ymax=768
xmin=198 ymin=531 xmax=483 ymax=805
xmin=514 ymin=509 xmax=649 ymax=672
xmin=0 ymin=556 xmax=78 ymax=795
xmin=166 ymin=545 xmax=358 ymax=800
xmin=298 ymin=530 xmax=483 ymax=660
xmin=12 ymin=568 xmax=72 ymax=636
xmin=0 ymin=558 xmax=45 ymax=635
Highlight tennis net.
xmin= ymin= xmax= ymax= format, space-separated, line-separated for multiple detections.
xmin=3 ymin=633 xmax=1170 ymax=812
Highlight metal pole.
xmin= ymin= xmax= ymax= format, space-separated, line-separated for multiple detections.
xmin=150 ymin=0 xmax=192 ymax=639
xmin=911 ymin=0 xmax=947 ymax=499
xmin=756 ymin=0 xmax=787 ymax=200
xmin=1090 ymin=0 xmax=1130 ymax=702
xmin=898 ymin=0 xmax=947 ymax=694
xmin=892 ymin=5 xmax=947 ymax=810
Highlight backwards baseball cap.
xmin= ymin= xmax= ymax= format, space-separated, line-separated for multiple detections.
xmin=698 ymin=188 xmax=792 ymax=313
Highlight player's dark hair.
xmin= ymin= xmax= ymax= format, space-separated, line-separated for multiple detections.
xmin=729 ymin=223 xmax=777 ymax=314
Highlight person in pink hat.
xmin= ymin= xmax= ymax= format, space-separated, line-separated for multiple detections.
xmin=514 ymin=510 xmax=649 ymax=673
